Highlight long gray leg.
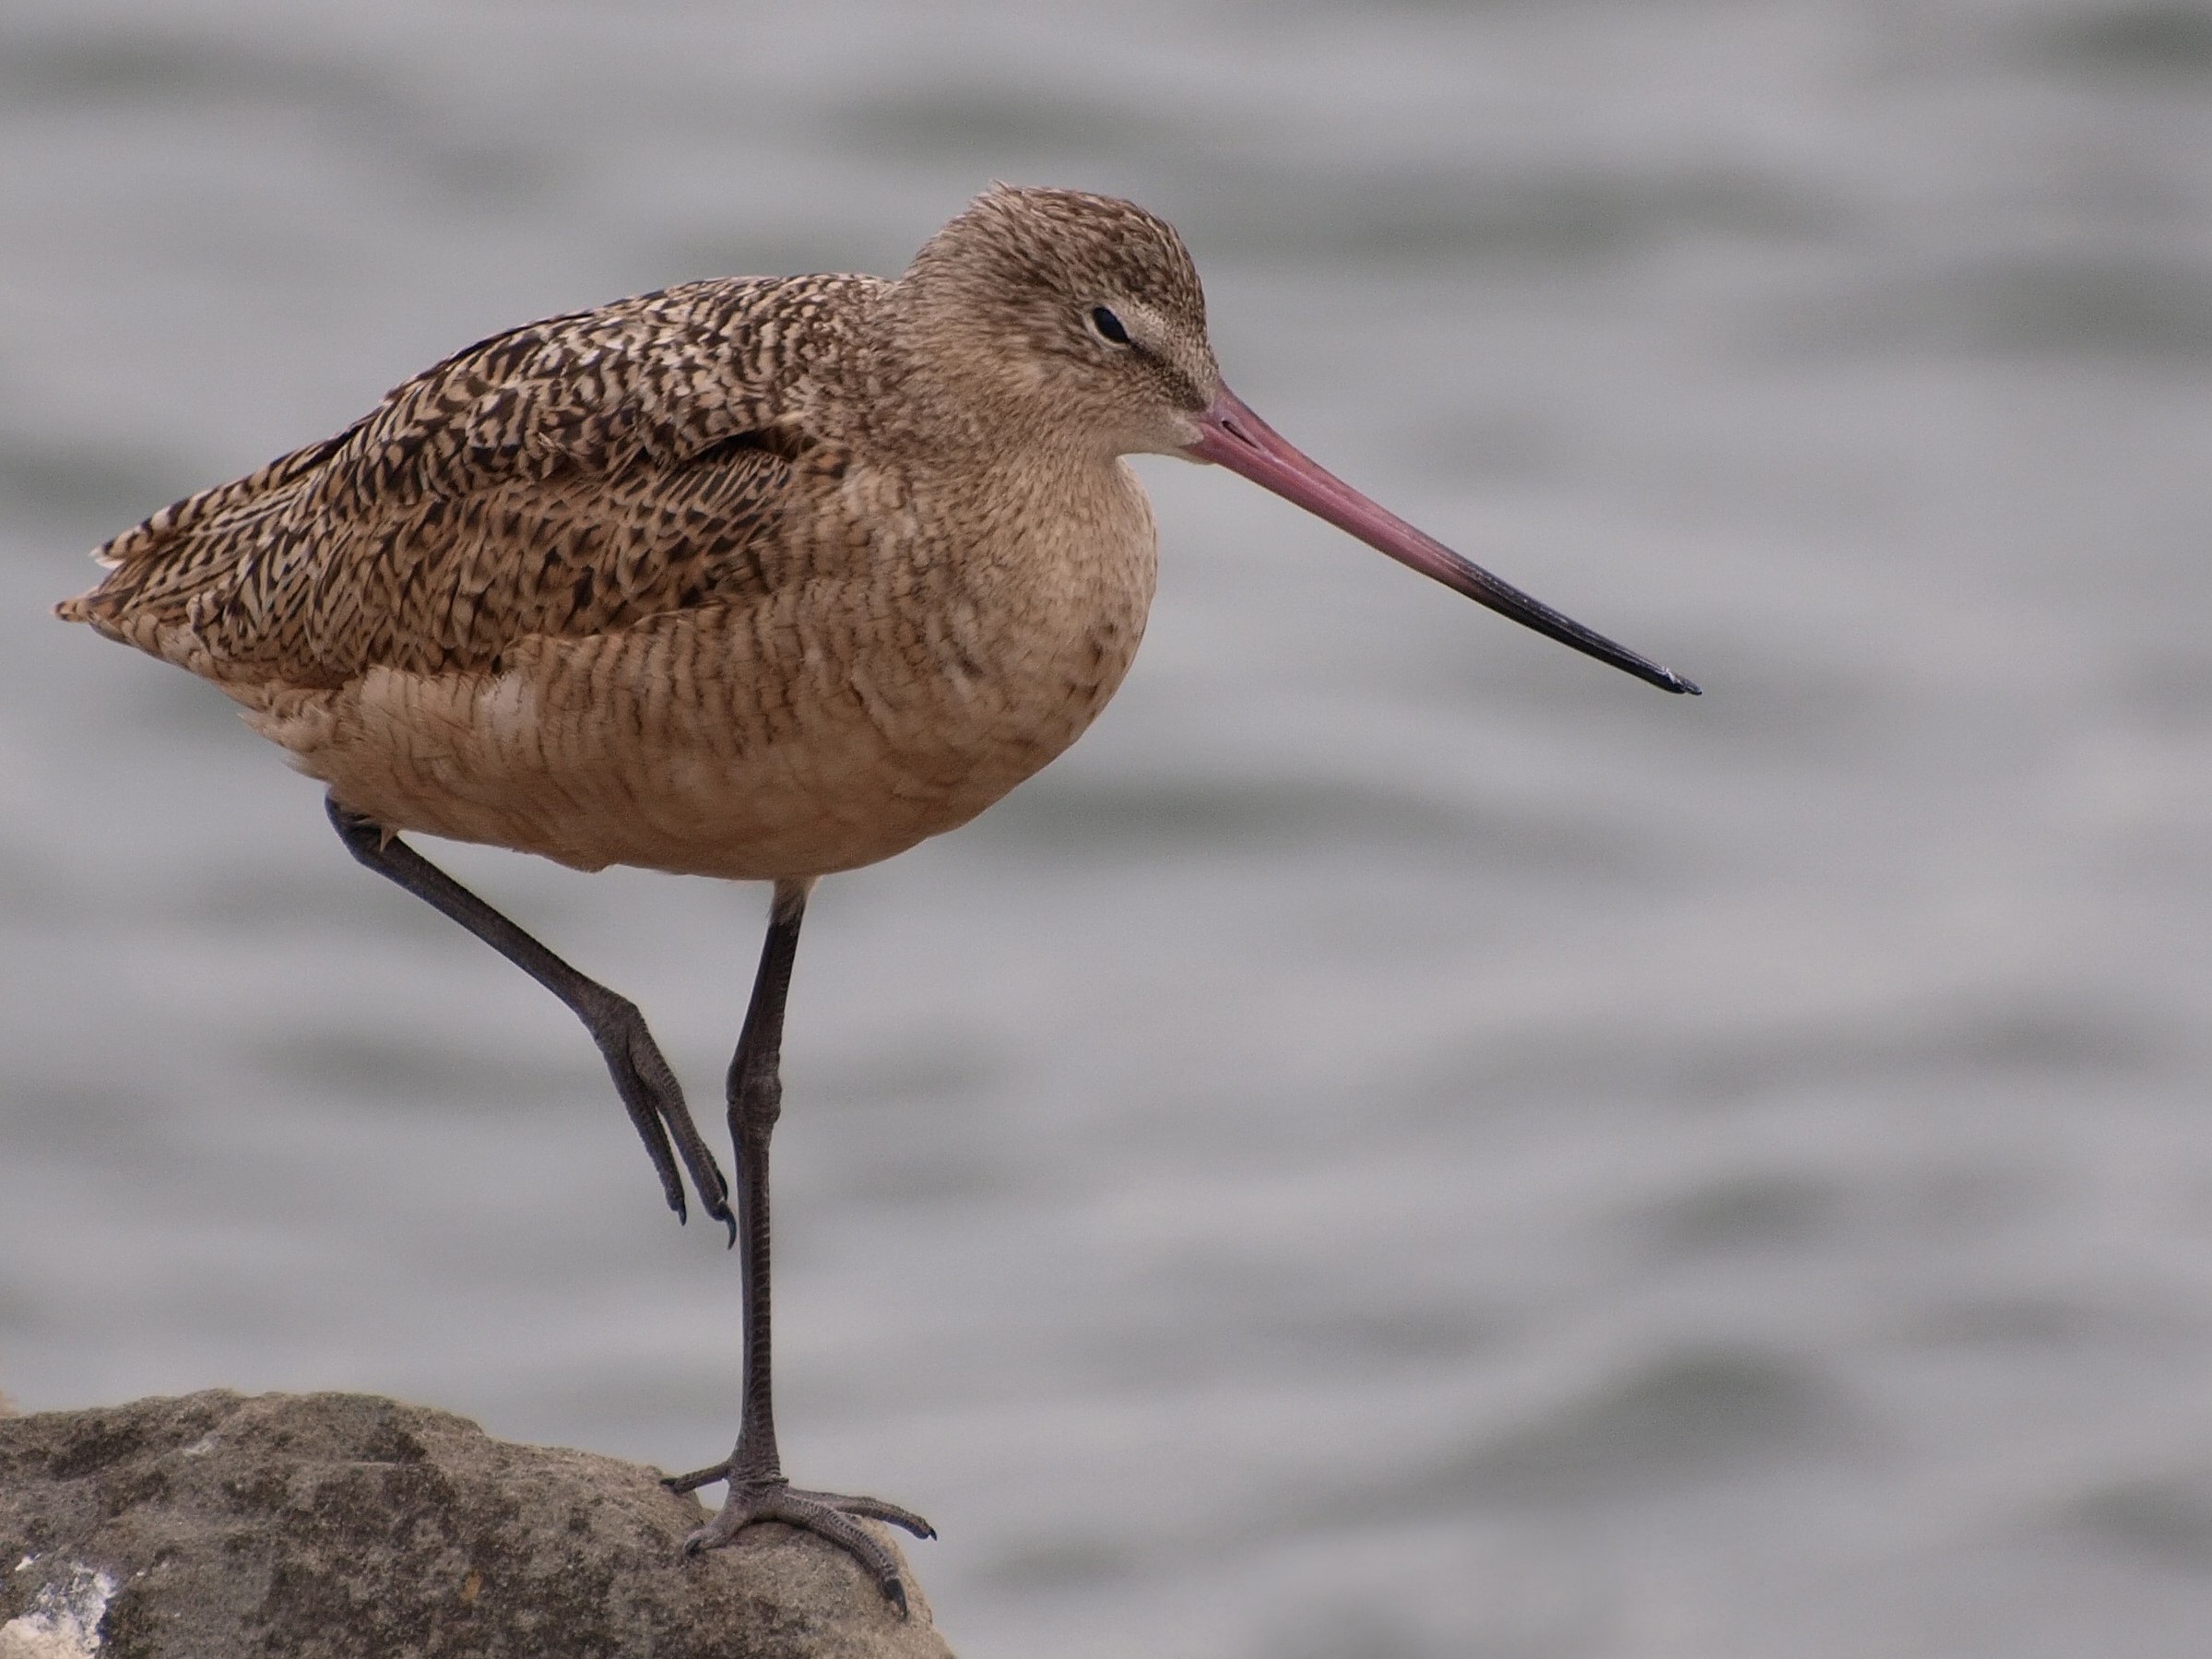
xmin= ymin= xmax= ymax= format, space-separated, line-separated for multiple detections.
xmin=664 ymin=879 xmax=933 ymax=1615
xmin=326 ymin=795 xmax=731 ymax=1237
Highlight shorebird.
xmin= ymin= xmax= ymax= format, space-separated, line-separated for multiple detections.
xmin=58 ymin=184 xmax=1697 ymax=1613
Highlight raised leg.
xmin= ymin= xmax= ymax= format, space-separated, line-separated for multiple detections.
xmin=326 ymin=795 xmax=731 ymax=1236
xmin=664 ymin=879 xmax=933 ymax=1615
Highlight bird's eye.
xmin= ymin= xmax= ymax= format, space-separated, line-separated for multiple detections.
xmin=1089 ymin=306 xmax=1131 ymax=346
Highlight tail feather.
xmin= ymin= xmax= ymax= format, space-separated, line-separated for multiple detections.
xmin=52 ymin=430 xmax=349 ymax=652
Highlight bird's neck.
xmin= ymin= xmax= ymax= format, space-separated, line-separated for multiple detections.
xmin=859 ymin=288 xmax=1116 ymax=476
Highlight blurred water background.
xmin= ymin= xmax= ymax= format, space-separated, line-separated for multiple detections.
xmin=5 ymin=1 xmax=2212 ymax=1653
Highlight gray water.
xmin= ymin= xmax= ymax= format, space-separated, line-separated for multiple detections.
xmin=5 ymin=2 xmax=2211 ymax=1653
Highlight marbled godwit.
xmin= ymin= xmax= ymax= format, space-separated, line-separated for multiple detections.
xmin=57 ymin=184 xmax=1697 ymax=1611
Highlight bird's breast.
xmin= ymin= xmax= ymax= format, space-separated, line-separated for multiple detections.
xmin=810 ymin=454 xmax=1159 ymax=824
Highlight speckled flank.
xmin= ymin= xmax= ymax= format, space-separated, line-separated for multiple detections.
xmin=57 ymin=185 xmax=1201 ymax=881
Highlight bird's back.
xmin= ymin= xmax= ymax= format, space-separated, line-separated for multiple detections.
xmin=59 ymin=273 xmax=881 ymax=690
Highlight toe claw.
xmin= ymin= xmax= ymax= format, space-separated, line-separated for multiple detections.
xmin=812 ymin=1491 xmax=934 ymax=1539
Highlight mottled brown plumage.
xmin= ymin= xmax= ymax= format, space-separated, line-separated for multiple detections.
xmin=60 ymin=183 xmax=1696 ymax=1614
xmin=62 ymin=186 xmax=1215 ymax=882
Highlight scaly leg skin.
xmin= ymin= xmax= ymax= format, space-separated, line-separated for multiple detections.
xmin=326 ymin=796 xmax=733 ymax=1237
xmin=666 ymin=879 xmax=934 ymax=1617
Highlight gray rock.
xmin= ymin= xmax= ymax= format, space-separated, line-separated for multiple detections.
xmin=0 ymin=1391 xmax=956 ymax=1658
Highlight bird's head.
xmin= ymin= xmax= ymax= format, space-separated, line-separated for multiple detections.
xmin=896 ymin=183 xmax=1698 ymax=696
xmin=896 ymin=183 xmax=1222 ymax=461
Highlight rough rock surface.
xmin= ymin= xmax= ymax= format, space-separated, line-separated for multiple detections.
xmin=0 ymin=1391 xmax=955 ymax=1658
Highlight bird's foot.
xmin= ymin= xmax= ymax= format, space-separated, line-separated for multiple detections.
xmin=584 ymin=989 xmax=735 ymax=1241
xmin=668 ymin=1465 xmax=934 ymax=1617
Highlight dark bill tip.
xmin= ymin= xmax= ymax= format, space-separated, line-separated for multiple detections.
xmin=1183 ymin=385 xmax=1702 ymax=698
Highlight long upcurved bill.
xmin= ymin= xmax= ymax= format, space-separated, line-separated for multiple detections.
xmin=1182 ymin=385 xmax=1699 ymax=695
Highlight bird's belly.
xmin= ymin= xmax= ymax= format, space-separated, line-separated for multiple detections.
xmin=241 ymin=583 xmax=1144 ymax=882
